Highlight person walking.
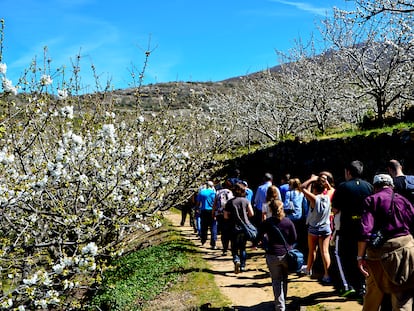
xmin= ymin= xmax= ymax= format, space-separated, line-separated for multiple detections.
xmin=262 ymin=185 xmax=282 ymax=221
xmin=386 ymin=159 xmax=414 ymax=203
xmin=331 ymin=160 xmax=373 ymax=300
xmin=262 ymin=198 xmax=297 ymax=311
xmin=213 ymin=180 xmax=234 ymax=255
xmin=301 ymin=175 xmax=332 ymax=284
xmin=180 ymin=192 xmax=195 ymax=228
xmin=224 ymin=182 xmax=254 ymax=273
xmin=196 ymin=181 xmax=217 ymax=249
xmin=279 ymin=173 xmax=291 ymax=202
xmin=253 ymin=173 xmax=279 ymax=248
xmin=243 ymin=180 xmax=254 ymax=204
xmin=358 ymin=174 xmax=414 ymax=311
xmin=283 ymin=178 xmax=308 ymax=255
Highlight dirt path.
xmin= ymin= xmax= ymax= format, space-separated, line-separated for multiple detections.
xmin=167 ymin=211 xmax=362 ymax=311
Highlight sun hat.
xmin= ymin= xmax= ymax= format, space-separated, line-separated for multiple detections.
xmin=372 ymin=174 xmax=394 ymax=187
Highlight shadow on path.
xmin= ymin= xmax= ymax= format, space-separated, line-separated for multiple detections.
xmin=169 ymin=211 xmax=362 ymax=311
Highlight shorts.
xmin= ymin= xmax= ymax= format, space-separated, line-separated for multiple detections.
xmin=308 ymin=224 xmax=331 ymax=237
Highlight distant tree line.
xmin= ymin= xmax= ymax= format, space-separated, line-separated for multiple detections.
xmin=203 ymin=0 xmax=414 ymax=145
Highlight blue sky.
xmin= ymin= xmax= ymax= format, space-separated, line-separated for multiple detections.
xmin=1 ymin=0 xmax=353 ymax=91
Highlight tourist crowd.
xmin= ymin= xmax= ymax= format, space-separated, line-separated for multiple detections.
xmin=180 ymin=161 xmax=414 ymax=311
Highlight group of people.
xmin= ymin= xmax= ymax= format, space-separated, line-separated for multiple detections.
xmin=180 ymin=160 xmax=414 ymax=311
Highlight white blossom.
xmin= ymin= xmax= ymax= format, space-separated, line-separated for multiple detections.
xmin=23 ymin=274 xmax=38 ymax=285
xmin=136 ymin=165 xmax=146 ymax=176
xmin=160 ymin=177 xmax=169 ymax=185
xmin=52 ymin=263 xmax=64 ymax=274
xmin=101 ymin=124 xmax=116 ymax=142
xmin=105 ymin=111 xmax=116 ymax=119
xmin=45 ymin=290 xmax=60 ymax=304
xmin=60 ymin=106 xmax=74 ymax=119
xmin=71 ymin=133 xmax=84 ymax=146
xmin=40 ymin=75 xmax=53 ymax=86
xmin=1 ymin=78 xmax=18 ymax=95
xmin=153 ymin=219 xmax=162 ymax=228
xmin=0 ymin=63 xmax=7 ymax=74
xmin=88 ymin=262 xmax=96 ymax=271
xmin=81 ymin=242 xmax=98 ymax=256
xmin=0 ymin=299 xmax=11 ymax=309
xmin=34 ymin=299 xmax=47 ymax=309
xmin=78 ymin=194 xmax=85 ymax=203
xmin=28 ymin=214 xmax=38 ymax=223
xmin=78 ymin=174 xmax=89 ymax=185
xmin=0 ymin=150 xmax=14 ymax=165
xmin=62 ymin=257 xmax=74 ymax=267
xmin=63 ymin=279 xmax=75 ymax=290
xmin=57 ymin=88 xmax=68 ymax=100
xmin=121 ymin=144 xmax=135 ymax=158
xmin=47 ymin=162 xmax=64 ymax=179
xmin=93 ymin=209 xmax=104 ymax=219
xmin=42 ymin=274 xmax=52 ymax=286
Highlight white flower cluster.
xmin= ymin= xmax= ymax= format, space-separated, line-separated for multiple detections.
xmin=0 ymin=148 xmax=15 ymax=165
xmin=1 ymin=77 xmax=18 ymax=95
xmin=0 ymin=81 xmax=210 ymax=310
xmin=0 ymin=62 xmax=6 ymax=74
xmin=40 ymin=74 xmax=53 ymax=86
xmin=57 ymin=88 xmax=68 ymax=100
xmin=81 ymin=242 xmax=98 ymax=256
xmin=60 ymin=105 xmax=74 ymax=119
xmin=100 ymin=123 xmax=116 ymax=144
xmin=0 ymin=62 xmax=18 ymax=95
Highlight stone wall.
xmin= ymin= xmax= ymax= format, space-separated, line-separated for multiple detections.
xmin=221 ymin=128 xmax=414 ymax=190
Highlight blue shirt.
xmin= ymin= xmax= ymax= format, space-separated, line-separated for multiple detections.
xmin=283 ymin=190 xmax=305 ymax=221
xmin=279 ymin=183 xmax=289 ymax=202
xmin=254 ymin=181 xmax=277 ymax=211
xmin=196 ymin=188 xmax=216 ymax=211
xmin=245 ymin=188 xmax=254 ymax=203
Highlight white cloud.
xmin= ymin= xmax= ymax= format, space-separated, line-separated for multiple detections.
xmin=270 ymin=0 xmax=331 ymax=16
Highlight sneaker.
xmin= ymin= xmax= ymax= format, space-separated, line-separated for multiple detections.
xmin=340 ymin=288 xmax=356 ymax=298
xmin=240 ymin=266 xmax=246 ymax=272
xmin=234 ymin=261 xmax=240 ymax=274
xmin=211 ymin=245 xmax=217 ymax=250
xmin=299 ymin=265 xmax=311 ymax=276
xmin=321 ymin=276 xmax=332 ymax=285
xmin=222 ymin=251 xmax=227 ymax=256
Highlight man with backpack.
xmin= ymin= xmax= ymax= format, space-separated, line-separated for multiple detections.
xmin=213 ymin=180 xmax=234 ymax=255
xmin=386 ymin=159 xmax=414 ymax=204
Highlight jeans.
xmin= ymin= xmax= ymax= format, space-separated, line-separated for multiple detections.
xmin=266 ymin=253 xmax=288 ymax=311
xmin=216 ymin=215 xmax=230 ymax=252
xmin=231 ymin=231 xmax=247 ymax=267
xmin=200 ymin=210 xmax=217 ymax=247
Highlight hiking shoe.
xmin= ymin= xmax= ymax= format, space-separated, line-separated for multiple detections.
xmin=340 ymin=288 xmax=356 ymax=298
xmin=234 ymin=261 xmax=240 ymax=274
xmin=298 ymin=265 xmax=311 ymax=276
xmin=321 ymin=276 xmax=332 ymax=285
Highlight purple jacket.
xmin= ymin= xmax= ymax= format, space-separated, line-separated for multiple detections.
xmin=360 ymin=187 xmax=414 ymax=242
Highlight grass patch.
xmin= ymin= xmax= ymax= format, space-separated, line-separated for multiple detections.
xmin=88 ymin=215 xmax=231 ymax=311
xmin=319 ymin=122 xmax=414 ymax=140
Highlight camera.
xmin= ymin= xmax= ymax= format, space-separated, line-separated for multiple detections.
xmin=370 ymin=230 xmax=385 ymax=248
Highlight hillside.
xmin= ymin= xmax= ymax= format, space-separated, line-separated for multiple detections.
xmin=107 ymin=65 xmax=281 ymax=111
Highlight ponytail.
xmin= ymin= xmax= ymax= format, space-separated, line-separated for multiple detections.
xmin=268 ymin=199 xmax=284 ymax=221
